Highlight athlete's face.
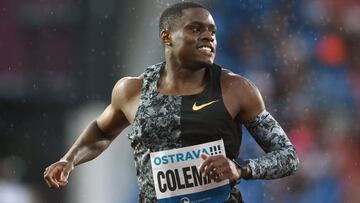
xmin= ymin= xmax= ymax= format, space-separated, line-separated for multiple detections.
xmin=167 ymin=8 xmax=217 ymax=68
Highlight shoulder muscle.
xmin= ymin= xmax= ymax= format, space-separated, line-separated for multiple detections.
xmin=220 ymin=69 xmax=265 ymax=123
xmin=111 ymin=75 xmax=143 ymax=111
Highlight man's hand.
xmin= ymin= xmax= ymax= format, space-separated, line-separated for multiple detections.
xmin=43 ymin=160 xmax=74 ymax=188
xmin=199 ymin=154 xmax=241 ymax=182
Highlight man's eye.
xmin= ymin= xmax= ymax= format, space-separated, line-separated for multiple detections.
xmin=191 ymin=27 xmax=200 ymax=33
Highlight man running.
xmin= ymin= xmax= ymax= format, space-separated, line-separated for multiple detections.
xmin=44 ymin=2 xmax=299 ymax=202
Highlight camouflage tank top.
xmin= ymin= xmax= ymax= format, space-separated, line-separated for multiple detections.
xmin=128 ymin=62 xmax=241 ymax=202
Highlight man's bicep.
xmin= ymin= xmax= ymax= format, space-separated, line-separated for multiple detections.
xmin=96 ymin=104 xmax=130 ymax=140
xmin=237 ymin=79 xmax=265 ymax=123
xmin=96 ymin=77 xmax=139 ymax=139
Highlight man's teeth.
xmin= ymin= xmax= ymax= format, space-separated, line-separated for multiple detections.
xmin=198 ymin=47 xmax=212 ymax=52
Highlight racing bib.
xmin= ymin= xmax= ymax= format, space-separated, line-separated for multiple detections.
xmin=150 ymin=139 xmax=231 ymax=202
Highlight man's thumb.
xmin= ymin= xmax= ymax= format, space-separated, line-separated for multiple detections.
xmin=60 ymin=171 xmax=69 ymax=182
xmin=200 ymin=153 xmax=209 ymax=160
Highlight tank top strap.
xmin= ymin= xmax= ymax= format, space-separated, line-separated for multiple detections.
xmin=201 ymin=63 xmax=223 ymax=99
xmin=141 ymin=61 xmax=164 ymax=98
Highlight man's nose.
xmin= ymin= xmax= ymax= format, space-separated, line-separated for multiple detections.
xmin=200 ymin=31 xmax=215 ymax=42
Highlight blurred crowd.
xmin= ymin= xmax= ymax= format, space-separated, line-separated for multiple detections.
xmin=1 ymin=0 xmax=359 ymax=202
xmin=208 ymin=0 xmax=360 ymax=202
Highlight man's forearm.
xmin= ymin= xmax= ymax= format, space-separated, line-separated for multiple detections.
xmin=244 ymin=111 xmax=299 ymax=179
xmin=61 ymin=121 xmax=113 ymax=167
xmin=247 ymin=145 xmax=298 ymax=179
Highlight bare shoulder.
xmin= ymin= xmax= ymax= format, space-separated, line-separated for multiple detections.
xmin=220 ymin=69 xmax=258 ymax=97
xmin=111 ymin=74 xmax=143 ymax=109
xmin=220 ymin=68 xmax=265 ymax=122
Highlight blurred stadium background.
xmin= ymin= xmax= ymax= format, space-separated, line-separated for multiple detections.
xmin=1 ymin=0 xmax=359 ymax=202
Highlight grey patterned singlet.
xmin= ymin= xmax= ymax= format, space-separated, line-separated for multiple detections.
xmin=128 ymin=62 xmax=241 ymax=202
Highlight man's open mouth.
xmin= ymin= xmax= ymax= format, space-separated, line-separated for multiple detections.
xmin=197 ymin=45 xmax=214 ymax=55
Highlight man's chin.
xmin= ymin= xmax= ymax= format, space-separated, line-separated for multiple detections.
xmin=181 ymin=57 xmax=214 ymax=70
xmin=199 ymin=61 xmax=214 ymax=68
xmin=193 ymin=58 xmax=214 ymax=68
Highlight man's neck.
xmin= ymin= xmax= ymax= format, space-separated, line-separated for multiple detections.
xmin=158 ymin=59 xmax=208 ymax=96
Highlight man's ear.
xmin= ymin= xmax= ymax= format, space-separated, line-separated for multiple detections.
xmin=160 ymin=30 xmax=172 ymax=46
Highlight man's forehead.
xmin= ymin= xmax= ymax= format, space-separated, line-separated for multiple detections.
xmin=180 ymin=8 xmax=215 ymax=26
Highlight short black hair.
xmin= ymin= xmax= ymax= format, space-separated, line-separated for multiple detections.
xmin=159 ymin=2 xmax=207 ymax=34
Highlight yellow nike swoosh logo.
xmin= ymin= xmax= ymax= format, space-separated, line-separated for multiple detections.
xmin=192 ymin=100 xmax=219 ymax=111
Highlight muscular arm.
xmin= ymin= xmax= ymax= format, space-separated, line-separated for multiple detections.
xmin=222 ymin=70 xmax=299 ymax=180
xmin=44 ymin=77 xmax=141 ymax=188
xmin=62 ymin=79 xmax=130 ymax=166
